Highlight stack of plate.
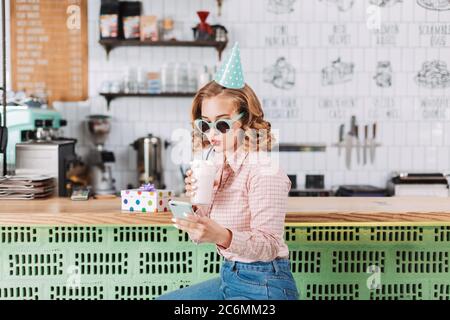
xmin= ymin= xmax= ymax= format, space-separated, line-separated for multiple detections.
xmin=0 ymin=175 xmax=55 ymax=200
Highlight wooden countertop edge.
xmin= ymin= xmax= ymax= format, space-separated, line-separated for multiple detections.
xmin=1 ymin=197 xmax=450 ymax=226
xmin=1 ymin=212 xmax=450 ymax=226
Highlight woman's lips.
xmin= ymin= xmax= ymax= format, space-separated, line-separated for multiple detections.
xmin=211 ymin=140 xmax=221 ymax=146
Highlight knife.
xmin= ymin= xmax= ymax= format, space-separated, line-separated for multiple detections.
xmin=370 ymin=122 xmax=377 ymax=164
xmin=363 ymin=125 xmax=368 ymax=165
xmin=344 ymin=131 xmax=353 ymax=170
xmin=355 ymin=125 xmax=361 ymax=165
xmin=350 ymin=115 xmax=357 ymax=136
xmin=338 ymin=124 xmax=344 ymax=156
xmin=345 ymin=115 xmax=357 ymax=170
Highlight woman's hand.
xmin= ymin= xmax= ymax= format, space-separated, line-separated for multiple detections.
xmin=172 ymin=214 xmax=232 ymax=248
xmin=184 ymin=169 xmax=197 ymax=198
xmin=184 ymin=169 xmax=200 ymax=212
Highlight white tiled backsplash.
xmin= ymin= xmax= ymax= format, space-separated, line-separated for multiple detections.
xmin=3 ymin=0 xmax=450 ymax=193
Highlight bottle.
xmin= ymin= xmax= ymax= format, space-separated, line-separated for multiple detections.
xmin=197 ymin=65 xmax=211 ymax=90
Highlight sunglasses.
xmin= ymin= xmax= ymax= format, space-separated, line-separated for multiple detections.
xmin=194 ymin=112 xmax=244 ymax=134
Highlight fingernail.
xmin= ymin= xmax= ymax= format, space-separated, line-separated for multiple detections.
xmin=173 ymin=224 xmax=180 ymax=229
xmin=191 ymin=178 xmax=196 ymax=183
xmin=171 ymin=218 xmax=176 ymax=223
xmin=192 ymin=185 xmax=197 ymax=190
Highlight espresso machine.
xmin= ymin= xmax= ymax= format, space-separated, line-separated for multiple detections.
xmin=13 ymin=107 xmax=85 ymax=197
xmin=1 ymin=105 xmax=64 ymax=169
xmin=15 ymin=139 xmax=78 ymax=197
xmin=131 ymin=134 xmax=168 ymax=189
xmin=86 ymin=115 xmax=116 ymax=195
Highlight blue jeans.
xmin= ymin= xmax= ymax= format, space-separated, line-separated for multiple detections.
xmin=157 ymin=258 xmax=299 ymax=300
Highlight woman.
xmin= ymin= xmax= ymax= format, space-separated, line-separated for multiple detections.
xmin=158 ymin=43 xmax=299 ymax=300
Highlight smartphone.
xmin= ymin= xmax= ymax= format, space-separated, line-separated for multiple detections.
xmin=168 ymin=200 xmax=195 ymax=220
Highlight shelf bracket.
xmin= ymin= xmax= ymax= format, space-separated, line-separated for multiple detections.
xmin=216 ymin=43 xmax=227 ymax=61
xmin=104 ymin=45 xmax=112 ymax=60
xmin=104 ymin=95 xmax=113 ymax=110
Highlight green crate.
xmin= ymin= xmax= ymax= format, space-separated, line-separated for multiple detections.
xmin=0 ymin=284 xmax=39 ymax=300
xmin=432 ymin=283 xmax=450 ymax=300
xmin=1 ymin=225 xmax=449 ymax=300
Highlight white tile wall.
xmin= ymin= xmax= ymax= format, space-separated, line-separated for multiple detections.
xmin=2 ymin=0 xmax=450 ymax=192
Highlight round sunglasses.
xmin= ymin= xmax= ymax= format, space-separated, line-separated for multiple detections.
xmin=194 ymin=112 xmax=244 ymax=134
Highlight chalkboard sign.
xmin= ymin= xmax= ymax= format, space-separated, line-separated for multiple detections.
xmin=10 ymin=0 xmax=88 ymax=104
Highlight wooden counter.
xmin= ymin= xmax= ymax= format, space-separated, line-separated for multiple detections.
xmin=1 ymin=197 xmax=450 ymax=226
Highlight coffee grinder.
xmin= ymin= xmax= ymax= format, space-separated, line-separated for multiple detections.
xmin=86 ymin=115 xmax=116 ymax=195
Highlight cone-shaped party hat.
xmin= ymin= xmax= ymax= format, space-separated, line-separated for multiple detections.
xmin=214 ymin=42 xmax=245 ymax=89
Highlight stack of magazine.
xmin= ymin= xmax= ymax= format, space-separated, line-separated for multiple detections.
xmin=0 ymin=175 xmax=55 ymax=200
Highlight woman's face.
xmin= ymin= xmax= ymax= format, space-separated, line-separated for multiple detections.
xmin=200 ymin=96 xmax=243 ymax=154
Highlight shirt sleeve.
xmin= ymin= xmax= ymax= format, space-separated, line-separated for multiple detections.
xmin=217 ymin=168 xmax=291 ymax=261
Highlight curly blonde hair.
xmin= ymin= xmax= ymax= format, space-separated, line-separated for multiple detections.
xmin=191 ymin=81 xmax=274 ymax=153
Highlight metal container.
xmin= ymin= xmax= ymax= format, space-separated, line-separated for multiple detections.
xmin=131 ymin=134 xmax=167 ymax=189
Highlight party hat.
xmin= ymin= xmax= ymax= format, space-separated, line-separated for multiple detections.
xmin=214 ymin=42 xmax=245 ymax=89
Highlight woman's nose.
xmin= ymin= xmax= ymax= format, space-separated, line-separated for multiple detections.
xmin=206 ymin=128 xmax=219 ymax=139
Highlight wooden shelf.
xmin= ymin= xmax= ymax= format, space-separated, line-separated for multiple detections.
xmin=100 ymin=92 xmax=196 ymax=108
xmin=99 ymin=39 xmax=228 ymax=60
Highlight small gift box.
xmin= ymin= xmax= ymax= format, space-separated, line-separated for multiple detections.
xmin=121 ymin=184 xmax=173 ymax=213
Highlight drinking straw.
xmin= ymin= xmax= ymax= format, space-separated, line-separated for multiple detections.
xmin=206 ymin=145 xmax=214 ymax=160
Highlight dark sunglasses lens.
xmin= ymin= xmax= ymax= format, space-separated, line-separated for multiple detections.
xmin=216 ymin=121 xmax=231 ymax=134
xmin=199 ymin=121 xmax=210 ymax=133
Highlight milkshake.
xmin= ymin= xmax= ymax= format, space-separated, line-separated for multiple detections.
xmin=190 ymin=159 xmax=216 ymax=205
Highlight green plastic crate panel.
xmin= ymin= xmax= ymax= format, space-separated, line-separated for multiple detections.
xmin=432 ymin=283 xmax=450 ymax=300
xmin=0 ymin=283 xmax=39 ymax=300
xmin=1 ymin=225 xmax=450 ymax=300
xmin=1 ymin=227 xmax=39 ymax=244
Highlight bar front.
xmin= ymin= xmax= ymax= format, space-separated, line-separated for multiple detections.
xmin=1 ymin=197 xmax=449 ymax=300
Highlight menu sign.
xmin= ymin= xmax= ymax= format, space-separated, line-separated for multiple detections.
xmin=11 ymin=0 xmax=88 ymax=104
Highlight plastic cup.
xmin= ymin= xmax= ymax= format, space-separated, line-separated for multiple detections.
xmin=190 ymin=159 xmax=216 ymax=205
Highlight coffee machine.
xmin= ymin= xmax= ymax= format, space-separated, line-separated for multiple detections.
xmin=86 ymin=115 xmax=116 ymax=195
xmin=1 ymin=105 xmax=64 ymax=169
xmin=15 ymin=139 xmax=79 ymax=197
xmin=12 ymin=106 xmax=85 ymax=197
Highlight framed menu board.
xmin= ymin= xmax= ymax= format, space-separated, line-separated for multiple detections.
xmin=10 ymin=0 xmax=88 ymax=104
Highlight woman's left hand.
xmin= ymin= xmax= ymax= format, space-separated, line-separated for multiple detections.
xmin=172 ymin=215 xmax=232 ymax=248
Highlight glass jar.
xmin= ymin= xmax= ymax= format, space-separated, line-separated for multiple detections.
xmin=160 ymin=17 xmax=175 ymax=41
xmin=174 ymin=62 xmax=189 ymax=93
xmin=137 ymin=67 xmax=148 ymax=94
xmin=124 ymin=67 xmax=138 ymax=94
xmin=187 ymin=63 xmax=199 ymax=93
xmin=161 ymin=62 xmax=175 ymax=93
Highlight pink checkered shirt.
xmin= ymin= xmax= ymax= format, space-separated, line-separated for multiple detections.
xmin=195 ymin=149 xmax=291 ymax=263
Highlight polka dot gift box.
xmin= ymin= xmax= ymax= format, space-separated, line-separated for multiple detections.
xmin=121 ymin=184 xmax=173 ymax=213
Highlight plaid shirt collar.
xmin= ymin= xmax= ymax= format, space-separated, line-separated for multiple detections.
xmin=224 ymin=147 xmax=249 ymax=173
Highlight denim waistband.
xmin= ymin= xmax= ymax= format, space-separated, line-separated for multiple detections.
xmin=222 ymin=258 xmax=291 ymax=273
